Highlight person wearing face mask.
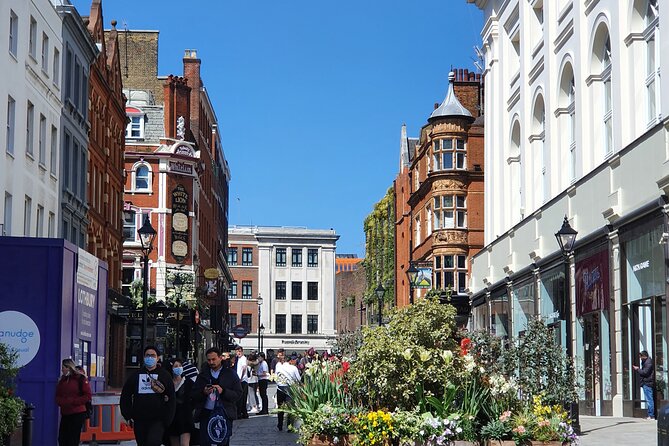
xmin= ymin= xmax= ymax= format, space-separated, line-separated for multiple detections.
xmin=167 ymin=359 xmax=194 ymax=446
xmin=120 ymin=346 xmax=176 ymax=446
xmin=55 ymin=358 xmax=91 ymax=446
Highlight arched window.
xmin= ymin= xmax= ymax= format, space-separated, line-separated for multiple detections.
xmin=645 ymin=0 xmax=660 ymax=123
xmin=530 ymin=94 xmax=546 ymax=207
xmin=509 ymin=120 xmax=522 ymax=221
xmin=558 ymin=62 xmax=576 ymax=182
xmin=134 ymin=164 xmax=150 ymax=191
xmin=602 ymin=36 xmax=613 ymax=155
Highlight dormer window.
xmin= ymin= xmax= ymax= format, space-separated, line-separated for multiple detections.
xmin=125 ymin=107 xmax=145 ymax=139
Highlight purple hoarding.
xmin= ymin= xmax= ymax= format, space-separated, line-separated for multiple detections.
xmin=0 ymin=237 xmax=108 ymax=445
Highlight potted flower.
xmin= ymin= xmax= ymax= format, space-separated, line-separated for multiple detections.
xmin=300 ymin=404 xmax=355 ymax=446
xmin=352 ymin=409 xmax=395 ymax=446
xmin=481 ymin=411 xmax=513 ymax=446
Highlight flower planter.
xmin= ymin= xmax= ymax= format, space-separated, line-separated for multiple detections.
xmin=529 ymin=442 xmax=567 ymax=446
xmin=485 ymin=441 xmax=515 ymax=446
xmin=308 ymin=434 xmax=354 ymax=446
xmin=453 ymin=441 xmax=479 ymax=446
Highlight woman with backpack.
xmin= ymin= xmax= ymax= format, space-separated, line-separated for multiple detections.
xmin=55 ymin=358 xmax=92 ymax=446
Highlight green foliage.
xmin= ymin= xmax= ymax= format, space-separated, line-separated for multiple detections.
xmin=0 ymin=343 xmax=24 ymax=437
xmin=165 ymin=271 xmax=195 ymax=308
xmin=333 ymin=329 xmax=363 ymax=360
xmin=363 ymin=187 xmax=395 ymax=305
xmin=511 ymin=318 xmax=578 ymax=404
xmin=348 ymin=297 xmax=459 ymax=410
xmin=128 ymin=278 xmax=156 ymax=309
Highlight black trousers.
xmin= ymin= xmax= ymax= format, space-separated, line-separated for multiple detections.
xmin=133 ymin=419 xmax=166 ymax=446
xmin=258 ymin=380 xmax=269 ymax=413
xmin=236 ymin=381 xmax=248 ymax=417
xmin=58 ymin=412 xmax=87 ymax=446
xmin=276 ymin=387 xmax=292 ymax=429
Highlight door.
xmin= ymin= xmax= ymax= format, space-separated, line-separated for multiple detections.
xmin=582 ymin=312 xmax=602 ymax=415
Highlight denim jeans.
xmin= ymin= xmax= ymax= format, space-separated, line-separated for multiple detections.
xmin=642 ymin=384 xmax=655 ymax=418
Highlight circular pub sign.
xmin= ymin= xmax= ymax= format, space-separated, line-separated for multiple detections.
xmin=232 ymin=324 xmax=248 ymax=339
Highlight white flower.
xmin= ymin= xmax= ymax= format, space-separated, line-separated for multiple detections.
xmin=419 ymin=350 xmax=430 ymax=362
xmin=441 ymin=350 xmax=453 ymax=364
xmin=402 ymin=348 xmax=413 ymax=360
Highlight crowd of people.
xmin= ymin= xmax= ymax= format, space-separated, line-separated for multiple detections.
xmin=54 ymin=345 xmax=329 ymax=446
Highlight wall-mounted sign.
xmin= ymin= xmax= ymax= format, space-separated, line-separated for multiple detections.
xmin=171 ymin=185 xmax=189 ymax=263
xmin=576 ymin=248 xmax=610 ymax=316
xmin=77 ymin=249 xmax=99 ymax=341
xmin=415 ymin=267 xmax=433 ymax=289
xmin=204 ymin=268 xmax=220 ymax=280
xmin=174 ymin=144 xmax=194 ymax=157
xmin=168 ymin=161 xmax=194 ymax=176
xmin=0 ymin=311 xmax=41 ymax=367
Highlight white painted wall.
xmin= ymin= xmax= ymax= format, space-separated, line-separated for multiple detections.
xmin=1 ymin=0 xmax=62 ymax=237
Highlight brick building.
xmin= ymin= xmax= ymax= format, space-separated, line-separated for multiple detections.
xmin=394 ymin=69 xmax=484 ymax=316
xmin=335 ymin=258 xmax=367 ymax=333
xmin=117 ymin=29 xmax=231 ymax=364
xmin=82 ymin=0 xmax=127 ymax=387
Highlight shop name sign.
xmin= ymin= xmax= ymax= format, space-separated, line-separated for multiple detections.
xmin=583 ymin=267 xmax=601 ymax=292
xmin=171 ymin=185 xmax=189 ymax=263
xmin=0 ymin=311 xmax=41 ymax=367
xmin=632 ymin=260 xmax=650 ymax=272
xmin=168 ymin=161 xmax=193 ymax=176
xmin=281 ymin=339 xmax=310 ymax=345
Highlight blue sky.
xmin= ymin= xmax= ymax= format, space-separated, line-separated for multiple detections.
xmin=73 ymin=0 xmax=483 ymax=256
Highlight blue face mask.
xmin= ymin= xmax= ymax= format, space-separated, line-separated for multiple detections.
xmin=173 ymin=367 xmax=183 ymax=376
xmin=144 ymin=356 xmax=157 ymax=368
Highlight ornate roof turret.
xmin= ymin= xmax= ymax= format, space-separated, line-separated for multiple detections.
xmin=428 ymin=71 xmax=474 ymax=123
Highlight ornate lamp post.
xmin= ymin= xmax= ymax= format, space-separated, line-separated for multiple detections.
xmin=138 ymin=216 xmax=157 ymax=352
xmin=406 ymin=262 xmax=419 ymax=305
xmin=375 ymin=283 xmax=385 ymax=326
xmin=554 ymin=215 xmax=579 ymax=433
xmin=172 ymin=275 xmax=184 ymax=358
xmin=259 ymin=323 xmax=265 ymax=353
xmin=257 ymin=294 xmax=263 ymax=352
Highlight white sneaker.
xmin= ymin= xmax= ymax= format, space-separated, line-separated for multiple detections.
xmin=250 ymin=407 xmax=258 ymax=413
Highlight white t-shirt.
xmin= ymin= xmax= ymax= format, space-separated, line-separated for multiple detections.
xmin=275 ymin=362 xmax=301 ymax=387
xmin=257 ymin=360 xmax=270 ymax=381
xmin=236 ymin=355 xmax=249 ymax=383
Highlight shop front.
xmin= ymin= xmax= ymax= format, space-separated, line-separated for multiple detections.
xmin=538 ymin=265 xmax=567 ymax=349
xmin=512 ymin=279 xmax=535 ymax=338
xmin=574 ymin=242 xmax=612 ymax=416
xmin=489 ymin=286 xmax=510 ymax=339
xmin=621 ymin=214 xmax=668 ymax=417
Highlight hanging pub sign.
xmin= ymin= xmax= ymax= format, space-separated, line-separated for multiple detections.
xmin=575 ymin=247 xmax=610 ymax=317
xmin=171 ymin=185 xmax=189 ymax=263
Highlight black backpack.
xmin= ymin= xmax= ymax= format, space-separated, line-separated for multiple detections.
xmin=77 ymin=375 xmax=94 ymax=419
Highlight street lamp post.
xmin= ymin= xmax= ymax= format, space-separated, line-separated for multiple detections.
xmin=406 ymin=262 xmax=419 ymax=305
xmin=375 ymin=283 xmax=385 ymax=326
xmin=257 ymin=294 xmax=263 ymax=352
xmin=173 ymin=275 xmax=184 ymax=358
xmin=259 ymin=323 xmax=265 ymax=353
xmin=137 ymin=216 xmax=157 ymax=353
xmin=554 ymin=215 xmax=579 ymax=433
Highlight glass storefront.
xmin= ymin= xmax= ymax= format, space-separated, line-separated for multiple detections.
xmin=539 ymin=266 xmax=567 ymax=348
xmin=490 ymin=288 xmax=510 ymax=338
xmin=621 ymin=217 xmax=668 ymax=417
xmin=574 ymin=244 xmax=612 ymax=415
xmin=512 ymin=280 xmax=535 ymax=338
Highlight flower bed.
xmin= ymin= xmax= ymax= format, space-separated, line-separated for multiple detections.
xmin=280 ymin=297 xmax=579 ymax=446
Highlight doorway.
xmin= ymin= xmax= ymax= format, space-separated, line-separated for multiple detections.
xmin=624 ymin=295 xmax=668 ymax=417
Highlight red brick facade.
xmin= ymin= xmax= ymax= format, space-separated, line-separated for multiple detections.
xmin=85 ymin=1 xmax=125 ymax=294
xmin=335 ymin=265 xmax=368 ymax=332
xmin=394 ymin=69 xmax=484 ymax=308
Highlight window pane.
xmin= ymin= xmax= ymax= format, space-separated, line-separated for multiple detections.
xmin=308 ymin=248 xmax=318 ymax=267
xmin=443 ymin=196 xmax=453 ymax=208
xmin=442 ymin=153 xmax=453 ymax=169
xmin=123 ymin=211 xmax=136 ymax=241
xmin=292 ymin=247 xmax=302 ymax=266
xmin=276 ymin=248 xmax=286 ymax=266
xmin=457 ymin=255 xmax=466 ymax=269
xmin=433 ymin=197 xmax=441 ymax=209
xmin=435 ymin=255 xmax=441 ymax=269
xmin=444 ymin=271 xmax=455 ymax=288
xmin=647 ymin=37 xmax=656 ymax=76
xmin=456 ymin=152 xmax=466 ymax=169
xmin=291 ymin=315 xmax=302 ymax=334
xmin=443 ymin=139 xmax=453 ymax=150
xmin=456 ymin=139 xmax=465 ymax=150
xmin=308 ymin=282 xmax=318 ymax=300
xmin=275 ymin=281 xmax=286 ymax=300
xmin=444 ymin=255 xmax=454 ymax=268
xmin=456 ymin=196 xmax=466 ymax=208
xmin=444 ymin=211 xmax=454 ymax=228
xmin=435 ymin=271 xmax=442 ymax=289
xmin=275 ymin=315 xmax=286 ymax=334
xmin=458 ymin=272 xmax=467 ymax=293
xmin=457 ymin=211 xmax=467 ymax=228
xmin=292 ymin=281 xmax=302 ymax=300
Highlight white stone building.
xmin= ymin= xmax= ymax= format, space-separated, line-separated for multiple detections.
xmin=1 ymin=0 xmax=63 ymax=237
xmin=228 ymin=226 xmax=339 ymax=353
xmin=467 ymin=0 xmax=669 ymax=417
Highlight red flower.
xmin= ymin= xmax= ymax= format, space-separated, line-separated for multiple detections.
xmin=460 ymin=338 xmax=472 ymax=356
xmin=342 ymin=361 xmax=350 ymax=373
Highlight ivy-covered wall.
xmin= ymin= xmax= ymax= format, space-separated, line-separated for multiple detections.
xmin=363 ymin=187 xmax=395 ymax=305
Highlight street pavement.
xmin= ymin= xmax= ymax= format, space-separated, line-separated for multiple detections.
xmin=86 ymin=391 xmax=656 ymax=446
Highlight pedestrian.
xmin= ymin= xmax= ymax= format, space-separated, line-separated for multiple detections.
xmin=270 ymin=348 xmax=285 ymax=374
xmin=633 ymin=350 xmax=655 ymax=420
xmin=275 ymin=353 xmax=301 ymax=431
xmin=256 ymin=352 xmax=270 ymax=415
xmin=191 ymin=347 xmax=242 ymax=446
xmin=181 ymin=357 xmax=200 ymax=382
xmin=246 ymin=351 xmax=260 ymax=413
xmin=55 ymin=358 xmax=91 ymax=446
xmin=234 ymin=346 xmax=249 ymax=418
xmin=120 ymin=346 xmax=176 ymax=446
xmin=168 ymin=359 xmax=194 ymax=446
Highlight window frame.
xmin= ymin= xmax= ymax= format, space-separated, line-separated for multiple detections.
xmin=291 ymin=247 xmax=303 ymax=267
xmin=125 ymin=113 xmax=145 ymax=140
xmin=41 ymin=32 xmax=49 ymax=74
xmin=276 ymin=248 xmax=287 ymax=267
xmin=241 ymin=280 xmax=252 ymax=300
xmin=307 ymin=315 xmax=318 ymax=334
xmin=8 ymin=10 xmax=18 ymax=57
xmin=227 ymin=247 xmax=238 ymax=265
xmin=6 ymin=96 xmax=15 ymax=155
xmin=26 ymin=101 xmax=34 ymax=156
xmin=291 ymin=281 xmax=302 ymax=300
xmin=133 ymin=163 xmax=152 ymax=192
xmin=275 ymin=314 xmax=286 ymax=334
xmin=28 ymin=16 xmax=37 ymax=60
xmin=307 ymin=282 xmax=318 ymax=300
xmin=307 ymin=248 xmax=319 ymax=267
xmin=291 ymin=314 xmax=302 ymax=334
xmin=122 ymin=210 xmax=137 ymax=242
xmin=242 ymin=247 xmax=253 ymax=266
xmin=228 ymin=281 xmax=237 ymax=299
xmin=275 ymin=281 xmax=286 ymax=300
xmin=433 ymin=195 xmax=467 ymax=230
xmin=38 ymin=113 xmax=46 ymax=165
xmin=432 ymin=137 xmax=467 ymax=171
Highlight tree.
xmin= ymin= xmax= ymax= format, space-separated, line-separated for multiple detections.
xmin=0 ymin=343 xmax=24 ymax=438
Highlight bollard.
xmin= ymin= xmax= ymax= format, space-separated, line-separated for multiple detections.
xmin=659 ymin=404 xmax=669 ymax=445
xmin=21 ymin=404 xmax=34 ymax=446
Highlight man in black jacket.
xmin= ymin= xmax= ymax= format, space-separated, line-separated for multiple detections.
xmin=633 ymin=350 xmax=655 ymax=419
xmin=120 ymin=346 xmax=176 ymax=446
xmin=192 ymin=347 xmax=242 ymax=446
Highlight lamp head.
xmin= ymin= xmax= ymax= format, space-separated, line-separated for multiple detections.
xmin=555 ymin=215 xmax=578 ymax=256
xmin=406 ymin=262 xmax=420 ymax=288
xmin=137 ymin=216 xmax=157 ymax=255
xmin=375 ymin=283 xmax=385 ymax=301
